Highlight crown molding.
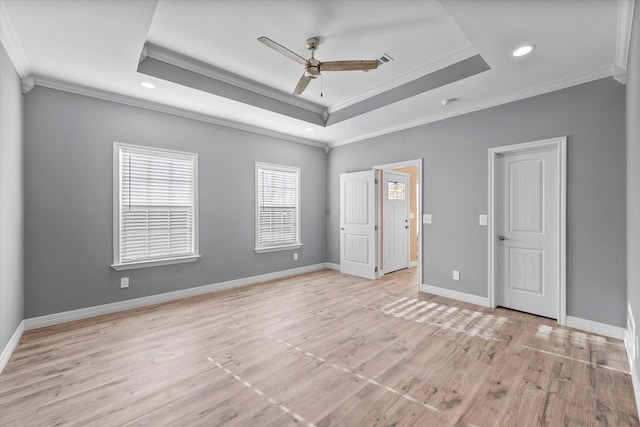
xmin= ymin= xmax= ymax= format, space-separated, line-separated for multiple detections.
xmin=615 ymin=0 xmax=635 ymax=73
xmin=32 ymin=75 xmax=327 ymax=149
xmin=327 ymin=46 xmax=478 ymax=114
xmin=614 ymin=63 xmax=627 ymax=85
xmin=144 ymin=43 xmax=324 ymax=115
xmin=21 ymin=74 xmax=34 ymax=94
xmin=23 ymin=64 xmax=614 ymax=152
xmin=0 ymin=3 xmax=29 ymax=77
xmin=329 ymin=65 xmax=613 ymax=148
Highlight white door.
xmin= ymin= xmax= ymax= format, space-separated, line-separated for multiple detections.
xmin=340 ymin=171 xmax=377 ymax=279
xmin=382 ymin=171 xmax=409 ymax=274
xmin=496 ymin=147 xmax=558 ymax=318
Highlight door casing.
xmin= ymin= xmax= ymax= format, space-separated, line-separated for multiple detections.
xmin=488 ymin=137 xmax=567 ymax=324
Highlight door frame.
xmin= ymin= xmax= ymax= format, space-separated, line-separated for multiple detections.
xmin=373 ymin=159 xmax=423 ymax=290
xmin=487 ymin=136 xmax=566 ymax=324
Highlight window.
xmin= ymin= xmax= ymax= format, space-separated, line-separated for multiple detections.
xmin=112 ymin=143 xmax=199 ymax=270
xmin=255 ymin=162 xmax=301 ymax=253
xmin=387 ymin=180 xmax=405 ymax=200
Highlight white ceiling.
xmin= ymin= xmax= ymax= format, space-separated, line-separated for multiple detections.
xmin=0 ymin=0 xmax=627 ymax=148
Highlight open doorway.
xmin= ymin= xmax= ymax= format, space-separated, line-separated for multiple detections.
xmin=374 ymin=159 xmax=422 ymax=290
xmin=338 ymin=159 xmax=422 ymax=289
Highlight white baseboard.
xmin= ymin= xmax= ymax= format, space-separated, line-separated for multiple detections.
xmin=24 ymin=263 xmax=328 ymax=330
xmin=419 ymin=284 xmax=491 ymax=307
xmin=625 ymin=302 xmax=640 ymax=419
xmin=564 ymin=316 xmax=625 ymax=340
xmin=418 ymin=285 xmax=625 ymax=341
xmin=631 ymin=359 xmax=640 ymax=423
xmin=326 ymin=262 xmax=340 ymax=271
xmin=625 ymin=302 xmax=636 ymax=359
xmin=0 ymin=320 xmax=24 ymax=374
xmin=409 ymin=260 xmax=418 ymax=268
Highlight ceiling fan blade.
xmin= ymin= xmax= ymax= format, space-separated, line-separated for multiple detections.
xmin=258 ymin=36 xmax=307 ymax=66
xmin=293 ymin=73 xmax=313 ymax=95
xmin=320 ymin=60 xmax=379 ymax=72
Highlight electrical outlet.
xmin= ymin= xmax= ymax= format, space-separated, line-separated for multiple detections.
xmin=423 ymin=214 xmax=432 ymax=224
xmin=294 ymin=253 xmax=299 ymax=261
xmin=120 ymin=277 xmax=129 ymax=289
xmin=452 ymin=270 xmax=460 ymax=281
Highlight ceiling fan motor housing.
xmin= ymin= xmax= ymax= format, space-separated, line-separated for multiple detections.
xmin=307 ymin=57 xmax=321 ymax=76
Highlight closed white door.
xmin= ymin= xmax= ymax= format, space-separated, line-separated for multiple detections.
xmin=340 ymin=171 xmax=377 ymax=280
xmin=382 ymin=171 xmax=409 ymax=274
xmin=497 ymin=146 xmax=558 ymax=318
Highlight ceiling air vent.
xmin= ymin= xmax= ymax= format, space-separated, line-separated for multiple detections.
xmin=377 ymin=53 xmax=394 ymax=66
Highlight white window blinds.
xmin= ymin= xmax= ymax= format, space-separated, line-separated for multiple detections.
xmin=256 ymin=163 xmax=301 ymax=251
xmin=113 ymin=143 xmax=199 ymax=269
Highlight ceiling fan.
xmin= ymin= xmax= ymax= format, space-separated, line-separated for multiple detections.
xmin=258 ymin=36 xmax=378 ymax=96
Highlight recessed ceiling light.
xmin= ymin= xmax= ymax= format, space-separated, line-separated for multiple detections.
xmin=140 ymin=81 xmax=156 ymax=89
xmin=305 ymin=127 xmax=314 ymax=132
xmin=512 ymin=45 xmax=535 ymax=57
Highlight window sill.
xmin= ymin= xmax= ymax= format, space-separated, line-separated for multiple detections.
xmin=111 ymin=255 xmax=201 ymax=271
xmin=254 ymin=243 xmax=303 ymax=254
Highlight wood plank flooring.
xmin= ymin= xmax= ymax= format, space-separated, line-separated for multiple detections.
xmin=0 ymin=268 xmax=637 ymax=426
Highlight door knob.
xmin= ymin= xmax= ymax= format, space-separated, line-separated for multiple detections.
xmin=405 ymin=226 xmax=409 ymax=229
xmin=341 ymin=227 xmax=345 ymax=231
xmin=498 ymin=235 xmax=507 ymax=241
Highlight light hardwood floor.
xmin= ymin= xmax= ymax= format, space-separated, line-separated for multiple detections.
xmin=0 ymin=268 xmax=637 ymax=426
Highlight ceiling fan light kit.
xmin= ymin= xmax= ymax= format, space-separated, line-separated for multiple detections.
xmin=258 ymin=36 xmax=378 ymax=96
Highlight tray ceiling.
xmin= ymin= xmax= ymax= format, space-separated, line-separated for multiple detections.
xmin=0 ymin=0 xmax=625 ymax=147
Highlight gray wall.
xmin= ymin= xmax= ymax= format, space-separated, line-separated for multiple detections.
xmin=0 ymin=43 xmax=24 ymax=351
xmin=328 ymin=77 xmax=627 ymax=327
xmin=16 ymin=48 xmax=631 ymax=330
xmin=23 ymin=87 xmax=326 ymax=318
xmin=627 ymin=0 xmax=640 ymax=377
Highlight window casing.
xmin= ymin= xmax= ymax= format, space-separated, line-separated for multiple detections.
xmin=255 ymin=162 xmax=302 ymax=253
xmin=112 ymin=142 xmax=199 ymax=270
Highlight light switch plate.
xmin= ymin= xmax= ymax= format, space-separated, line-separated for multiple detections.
xmin=452 ymin=270 xmax=460 ymax=281
xmin=479 ymin=214 xmax=488 ymax=226
xmin=423 ymin=214 xmax=432 ymax=224
xmin=120 ymin=277 xmax=129 ymax=289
